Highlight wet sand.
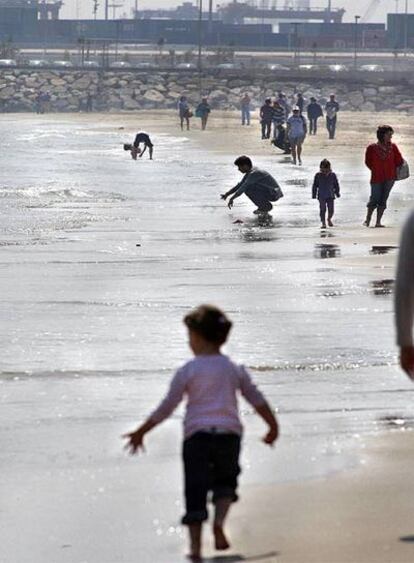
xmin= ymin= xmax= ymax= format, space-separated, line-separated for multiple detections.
xmin=2 ymin=109 xmax=414 ymax=563
xmin=227 ymin=430 xmax=414 ymax=563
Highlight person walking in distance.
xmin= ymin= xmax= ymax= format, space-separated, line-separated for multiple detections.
xmin=287 ymin=106 xmax=307 ymax=165
xmin=196 ymin=97 xmax=211 ymax=131
xmin=221 ymin=155 xmax=283 ymax=218
xmin=296 ymin=92 xmax=305 ymax=114
xmin=178 ymin=95 xmax=192 ymax=131
xmin=277 ymin=91 xmax=290 ymax=120
xmin=260 ymin=98 xmax=273 ymax=139
xmin=312 ymin=159 xmax=341 ymax=229
xmin=271 ymin=99 xmax=286 ymax=140
xmin=325 ymin=94 xmax=340 ymax=140
xmin=123 ymin=304 xmax=279 ymax=562
xmin=364 ymin=125 xmax=403 ymax=228
xmin=240 ymin=93 xmax=251 ymax=126
xmin=307 ymin=97 xmax=323 ymax=135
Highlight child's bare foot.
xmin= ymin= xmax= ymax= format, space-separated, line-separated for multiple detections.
xmin=213 ymin=524 xmax=230 ymax=551
xmin=187 ymin=555 xmax=202 ymax=562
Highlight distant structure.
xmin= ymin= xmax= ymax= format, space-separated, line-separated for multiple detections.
xmin=388 ymin=12 xmax=414 ymax=48
xmin=219 ymin=1 xmax=345 ymax=24
xmin=0 ymin=0 xmax=62 ymax=20
xmin=134 ymin=0 xmax=345 ymax=25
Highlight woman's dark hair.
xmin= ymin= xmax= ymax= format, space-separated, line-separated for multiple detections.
xmin=123 ymin=143 xmax=132 ymax=151
xmin=184 ymin=304 xmax=232 ymax=345
xmin=377 ymin=125 xmax=394 ymax=143
xmin=234 ymin=155 xmax=252 ymax=168
xmin=320 ymin=158 xmax=331 ymax=168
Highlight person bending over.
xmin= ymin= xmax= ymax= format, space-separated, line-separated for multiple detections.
xmin=124 ymin=130 xmax=154 ymax=160
xmin=221 ymin=155 xmax=283 ymax=217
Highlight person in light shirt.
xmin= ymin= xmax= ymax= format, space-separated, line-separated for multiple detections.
xmin=123 ymin=304 xmax=278 ymax=562
xmin=287 ymin=105 xmax=307 ymax=165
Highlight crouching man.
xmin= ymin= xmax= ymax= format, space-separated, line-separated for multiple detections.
xmin=221 ymin=155 xmax=283 ymax=217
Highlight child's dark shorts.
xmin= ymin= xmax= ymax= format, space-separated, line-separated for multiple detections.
xmin=181 ymin=430 xmax=241 ymax=525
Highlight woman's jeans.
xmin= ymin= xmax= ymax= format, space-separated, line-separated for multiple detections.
xmin=367 ymin=180 xmax=395 ymax=210
xmin=241 ymin=107 xmax=250 ymax=125
xmin=326 ymin=116 xmax=337 ymax=139
xmin=309 ymin=117 xmax=319 ymax=134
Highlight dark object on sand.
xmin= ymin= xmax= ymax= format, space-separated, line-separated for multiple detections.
xmin=271 ymin=125 xmax=291 ymax=154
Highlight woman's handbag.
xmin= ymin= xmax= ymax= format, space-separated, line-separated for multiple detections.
xmin=397 ymin=160 xmax=410 ymax=181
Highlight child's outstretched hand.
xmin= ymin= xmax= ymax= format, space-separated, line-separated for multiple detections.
xmin=262 ymin=427 xmax=278 ymax=446
xmin=123 ymin=429 xmax=145 ymax=455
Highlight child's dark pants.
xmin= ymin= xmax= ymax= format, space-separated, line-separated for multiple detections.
xmin=319 ymin=198 xmax=334 ymax=223
xmin=181 ymin=431 xmax=241 ymax=525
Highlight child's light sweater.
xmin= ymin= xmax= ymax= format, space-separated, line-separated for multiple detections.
xmin=150 ymin=354 xmax=266 ymax=438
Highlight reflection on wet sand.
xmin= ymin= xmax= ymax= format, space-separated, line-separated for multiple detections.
xmin=370 ymin=279 xmax=394 ymax=296
xmin=285 ymin=178 xmax=308 ymax=187
xmin=314 ymin=243 xmax=341 ymax=259
xmin=378 ymin=414 xmax=411 ymax=429
xmin=370 ymin=245 xmax=398 ymax=255
xmin=320 ymin=230 xmax=335 ymax=239
xmin=242 ymin=229 xmax=278 ymax=243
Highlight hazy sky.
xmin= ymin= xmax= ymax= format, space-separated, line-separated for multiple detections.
xmin=60 ymin=1 xmax=403 ymax=23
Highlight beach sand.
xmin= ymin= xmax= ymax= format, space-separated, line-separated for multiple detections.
xmin=2 ymin=109 xmax=414 ymax=563
xmin=224 ymin=431 xmax=414 ymax=563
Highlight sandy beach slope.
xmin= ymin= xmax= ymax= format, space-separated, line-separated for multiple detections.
xmin=226 ymin=430 xmax=414 ymax=563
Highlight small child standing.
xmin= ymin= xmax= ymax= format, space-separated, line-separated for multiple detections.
xmin=312 ymin=158 xmax=341 ymax=228
xmin=123 ymin=304 xmax=279 ymax=562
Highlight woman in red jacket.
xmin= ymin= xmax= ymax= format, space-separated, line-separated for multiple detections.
xmin=364 ymin=125 xmax=403 ymax=227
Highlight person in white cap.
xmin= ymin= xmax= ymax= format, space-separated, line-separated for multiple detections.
xmin=286 ymin=106 xmax=307 ymax=165
xmin=325 ymin=94 xmax=340 ymax=140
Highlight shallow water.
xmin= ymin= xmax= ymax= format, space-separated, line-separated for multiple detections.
xmin=1 ymin=114 xmax=414 ymax=562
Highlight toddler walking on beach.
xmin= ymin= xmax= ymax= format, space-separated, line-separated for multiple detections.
xmin=312 ymin=159 xmax=341 ymax=229
xmin=123 ymin=304 xmax=279 ymax=561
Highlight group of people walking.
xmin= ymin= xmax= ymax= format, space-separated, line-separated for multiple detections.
xmin=255 ymin=92 xmax=340 ymax=164
xmin=176 ymin=91 xmax=339 ymax=146
xmin=178 ymin=95 xmax=211 ymax=131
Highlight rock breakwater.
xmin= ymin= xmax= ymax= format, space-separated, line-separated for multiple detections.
xmin=0 ymin=69 xmax=413 ymax=113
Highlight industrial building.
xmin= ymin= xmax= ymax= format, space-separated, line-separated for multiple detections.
xmin=279 ymin=22 xmax=386 ymax=49
xmin=0 ymin=0 xmax=411 ymax=52
xmin=387 ymin=13 xmax=414 ymax=48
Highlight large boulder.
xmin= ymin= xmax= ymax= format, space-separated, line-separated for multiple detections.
xmin=378 ymin=85 xmax=397 ymax=94
xmin=208 ymin=89 xmax=228 ymax=101
xmin=142 ymin=89 xmax=165 ymax=103
xmin=0 ymin=86 xmax=16 ymax=98
xmin=363 ymin=87 xmax=377 ymax=97
xmin=123 ymin=98 xmax=141 ymax=110
xmin=348 ymin=90 xmax=364 ymax=108
xmin=361 ymin=101 xmax=376 ymax=112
